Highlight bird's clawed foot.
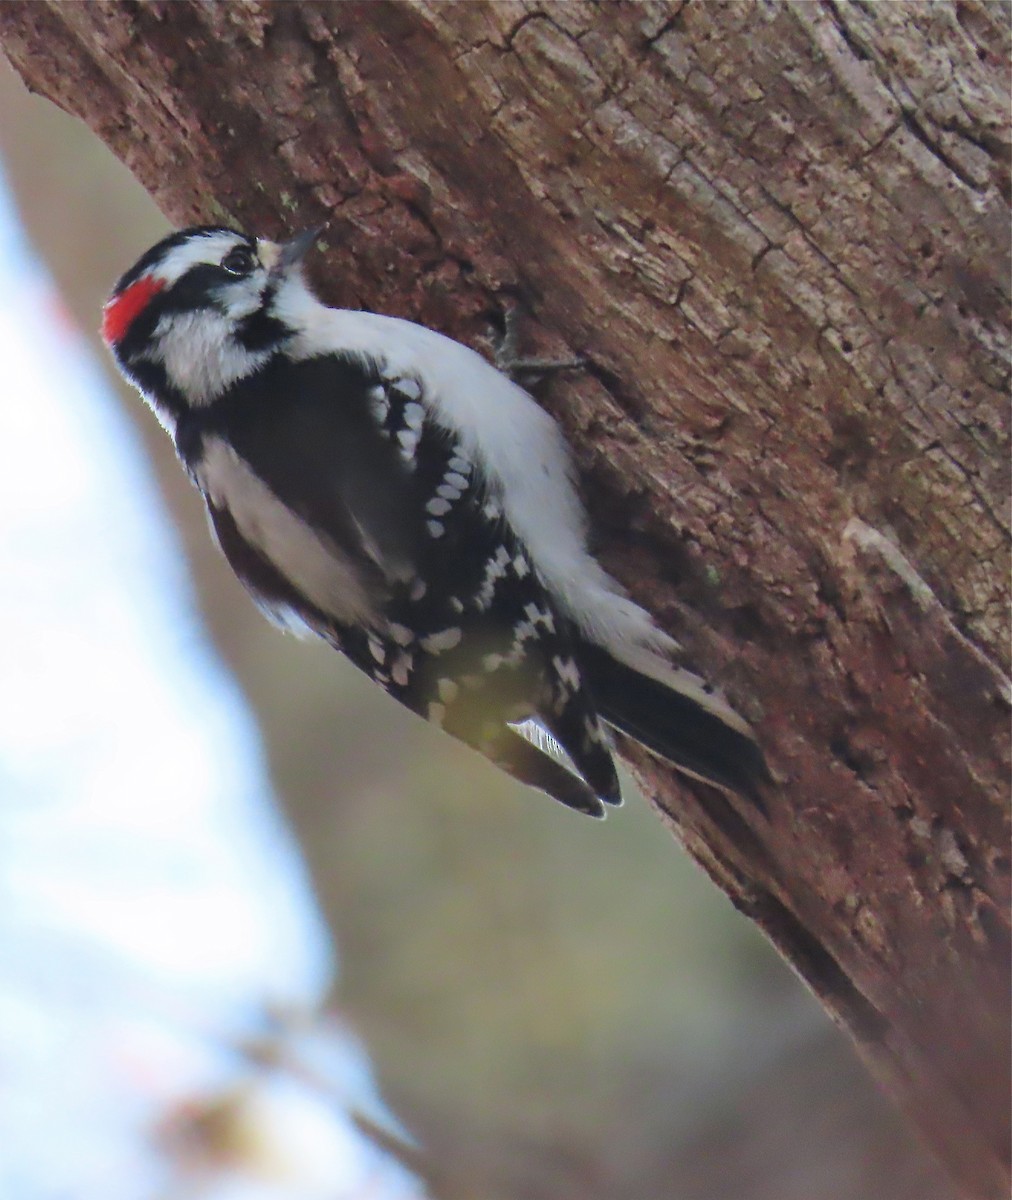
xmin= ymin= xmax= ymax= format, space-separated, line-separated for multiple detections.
xmin=492 ymin=303 xmax=586 ymax=387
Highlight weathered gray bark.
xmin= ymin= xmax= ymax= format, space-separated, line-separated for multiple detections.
xmin=1 ymin=2 xmax=1008 ymax=1196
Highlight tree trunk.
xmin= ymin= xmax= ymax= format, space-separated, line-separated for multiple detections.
xmin=2 ymin=1 xmax=1007 ymax=1195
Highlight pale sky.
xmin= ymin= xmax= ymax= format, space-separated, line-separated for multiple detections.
xmin=0 ymin=164 xmax=420 ymax=1199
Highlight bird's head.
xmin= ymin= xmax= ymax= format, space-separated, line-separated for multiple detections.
xmin=102 ymin=225 xmax=322 ymax=412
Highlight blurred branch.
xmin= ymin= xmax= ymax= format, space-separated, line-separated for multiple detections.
xmin=1 ymin=2 xmax=1008 ymax=1197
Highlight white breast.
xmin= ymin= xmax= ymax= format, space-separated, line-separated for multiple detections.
xmin=195 ymin=435 xmax=376 ymax=626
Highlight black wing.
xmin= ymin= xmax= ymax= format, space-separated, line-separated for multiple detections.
xmin=336 ymin=367 xmax=623 ymax=812
xmin=185 ymin=350 xmax=620 ymax=813
xmin=187 ymin=353 xmax=425 ymax=602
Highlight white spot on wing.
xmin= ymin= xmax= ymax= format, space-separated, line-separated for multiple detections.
xmin=391 ymin=653 xmax=412 ymax=687
xmin=507 ymin=619 xmax=537 ymax=661
xmin=389 ymin=375 xmax=421 ymax=400
xmin=421 ymin=627 xmax=462 ymax=653
xmin=403 ymin=402 xmax=425 ymax=430
xmin=521 ymin=602 xmax=555 ymax=632
xmin=552 ymin=654 xmax=581 ymax=692
xmin=476 ymin=544 xmax=512 ymax=609
xmin=369 ymin=384 xmax=390 ymax=425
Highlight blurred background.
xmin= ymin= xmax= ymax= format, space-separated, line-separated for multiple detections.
xmin=0 ymin=58 xmax=957 ymax=1200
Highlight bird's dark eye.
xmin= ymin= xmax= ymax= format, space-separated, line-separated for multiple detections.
xmin=220 ymin=246 xmax=257 ymax=277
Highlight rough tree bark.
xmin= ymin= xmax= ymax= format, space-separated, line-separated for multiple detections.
xmin=1 ymin=2 xmax=1007 ymax=1196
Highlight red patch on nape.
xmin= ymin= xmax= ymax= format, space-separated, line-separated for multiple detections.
xmin=101 ymin=275 xmax=165 ymax=346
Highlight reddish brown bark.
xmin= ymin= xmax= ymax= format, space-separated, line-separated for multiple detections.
xmin=1 ymin=2 xmax=1008 ymax=1196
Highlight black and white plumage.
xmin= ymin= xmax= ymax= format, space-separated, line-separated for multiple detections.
xmin=102 ymin=225 xmax=767 ymax=817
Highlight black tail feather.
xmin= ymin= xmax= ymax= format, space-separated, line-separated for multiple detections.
xmin=579 ymin=642 xmax=771 ymax=808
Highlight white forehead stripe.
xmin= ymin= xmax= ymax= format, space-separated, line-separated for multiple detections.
xmin=152 ymin=232 xmax=248 ymax=286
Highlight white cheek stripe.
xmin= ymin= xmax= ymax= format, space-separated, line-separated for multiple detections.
xmin=151 ymin=310 xmax=272 ymax=407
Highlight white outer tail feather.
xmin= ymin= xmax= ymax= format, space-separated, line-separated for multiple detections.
xmin=606 ymin=640 xmax=756 ymax=739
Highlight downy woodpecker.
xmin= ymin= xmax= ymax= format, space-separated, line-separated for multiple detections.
xmin=102 ymin=225 xmax=767 ymax=817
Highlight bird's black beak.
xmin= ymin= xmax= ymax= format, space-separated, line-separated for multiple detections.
xmin=270 ymin=226 xmax=325 ymax=273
